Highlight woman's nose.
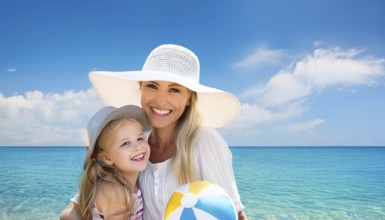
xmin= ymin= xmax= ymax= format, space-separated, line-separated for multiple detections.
xmin=154 ymin=91 xmax=168 ymax=106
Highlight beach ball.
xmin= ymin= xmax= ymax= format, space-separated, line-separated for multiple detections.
xmin=164 ymin=181 xmax=238 ymax=220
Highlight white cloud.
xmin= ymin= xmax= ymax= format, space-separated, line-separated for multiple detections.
xmin=241 ymin=47 xmax=385 ymax=108
xmin=232 ymin=46 xmax=286 ymax=69
xmin=312 ymin=40 xmax=322 ymax=47
xmin=227 ymin=46 xmax=385 ymax=139
xmin=286 ymin=119 xmax=325 ymax=132
xmin=243 ymin=71 xmax=313 ymax=107
xmin=6 ymin=68 xmax=16 ymax=73
xmin=293 ymin=47 xmax=385 ymax=89
xmin=0 ymin=89 xmax=104 ymax=146
xmin=222 ymin=102 xmax=306 ymax=134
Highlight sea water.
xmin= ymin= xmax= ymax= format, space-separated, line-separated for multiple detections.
xmin=0 ymin=147 xmax=384 ymax=219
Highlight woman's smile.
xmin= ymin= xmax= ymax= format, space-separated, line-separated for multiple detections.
xmin=151 ymin=107 xmax=171 ymax=116
xmin=141 ymin=81 xmax=191 ymax=129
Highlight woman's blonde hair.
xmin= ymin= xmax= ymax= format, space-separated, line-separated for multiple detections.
xmin=173 ymin=92 xmax=201 ymax=184
xmin=78 ymin=117 xmax=139 ymax=220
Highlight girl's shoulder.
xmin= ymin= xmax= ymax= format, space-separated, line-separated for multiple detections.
xmin=95 ymin=181 xmax=126 ymax=206
xmin=94 ymin=181 xmax=129 ymax=218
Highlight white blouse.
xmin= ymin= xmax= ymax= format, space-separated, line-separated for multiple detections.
xmin=139 ymin=126 xmax=244 ymax=220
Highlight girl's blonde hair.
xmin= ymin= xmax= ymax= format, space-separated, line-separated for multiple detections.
xmin=78 ymin=117 xmax=139 ymax=220
xmin=173 ymin=92 xmax=201 ymax=184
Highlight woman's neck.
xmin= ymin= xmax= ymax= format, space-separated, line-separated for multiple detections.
xmin=149 ymin=124 xmax=178 ymax=163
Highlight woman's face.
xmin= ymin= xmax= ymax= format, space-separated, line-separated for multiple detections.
xmin=140 ymin=81 xmax=191 ymax=130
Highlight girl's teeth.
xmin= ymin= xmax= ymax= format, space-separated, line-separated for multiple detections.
xmin=133 ymin=154 xmax=144 ymax=161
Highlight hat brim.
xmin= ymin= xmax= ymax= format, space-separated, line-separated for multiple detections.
xmin=89 ymin=71 xmax=240 ymax=128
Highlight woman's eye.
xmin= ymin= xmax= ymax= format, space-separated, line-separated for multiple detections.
xmin=169 ymin=88 xmax=180 ymax=93
xmin=146 ymin=84 xmax=157 ymax=89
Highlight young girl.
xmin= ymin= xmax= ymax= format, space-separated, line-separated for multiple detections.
xmin=77 ymin=105 xmax=151 ymax=220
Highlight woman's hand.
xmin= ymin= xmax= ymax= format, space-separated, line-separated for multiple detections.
xmin=238 ymin=210 xmax=249 ymax=220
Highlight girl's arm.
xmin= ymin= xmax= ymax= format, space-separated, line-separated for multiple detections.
xmin=59 ymin=202 xmax=81 ymax=220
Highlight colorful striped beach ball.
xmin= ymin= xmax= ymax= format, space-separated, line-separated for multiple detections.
xmin=164 ymin=181 xmax=237 ymax=220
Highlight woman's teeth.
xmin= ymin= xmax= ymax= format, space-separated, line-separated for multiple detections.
xmin=153 ymin=108 xmax=170 ymax=115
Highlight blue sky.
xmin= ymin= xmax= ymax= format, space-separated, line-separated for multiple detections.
xmin=1 ymin=0 xmax=384 ymax=146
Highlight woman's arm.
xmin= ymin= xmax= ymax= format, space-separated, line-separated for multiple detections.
xmin=238 ymin=210 xmax=249 ymax=220
xmin=195 ymin=127 xmax=248 ymax=218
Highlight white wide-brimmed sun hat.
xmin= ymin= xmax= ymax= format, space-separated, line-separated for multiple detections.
xmin=89 ymin=44 xmax=240 ymax=128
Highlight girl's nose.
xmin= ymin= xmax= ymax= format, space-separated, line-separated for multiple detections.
xmin=133 ymin=141 xmax=144 ymax=151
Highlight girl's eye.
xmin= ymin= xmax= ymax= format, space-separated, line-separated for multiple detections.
xmin=121 ymin=142 xmax=131 ymax=147
xmin=138 ymin=135 xmax=145 ymax=141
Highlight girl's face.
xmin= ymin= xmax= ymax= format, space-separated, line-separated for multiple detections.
xmin=102 ymin=120 xmax=150 ymax=175
xmin=140 ymin=81 xmax=191 ymax=130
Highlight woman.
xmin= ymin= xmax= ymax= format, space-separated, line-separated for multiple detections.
xmin=61 ymin=44 xmax=248 ymax=219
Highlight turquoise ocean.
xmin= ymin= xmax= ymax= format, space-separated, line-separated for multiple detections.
xmin=0 ymin=147 xmax=384 ymax=220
